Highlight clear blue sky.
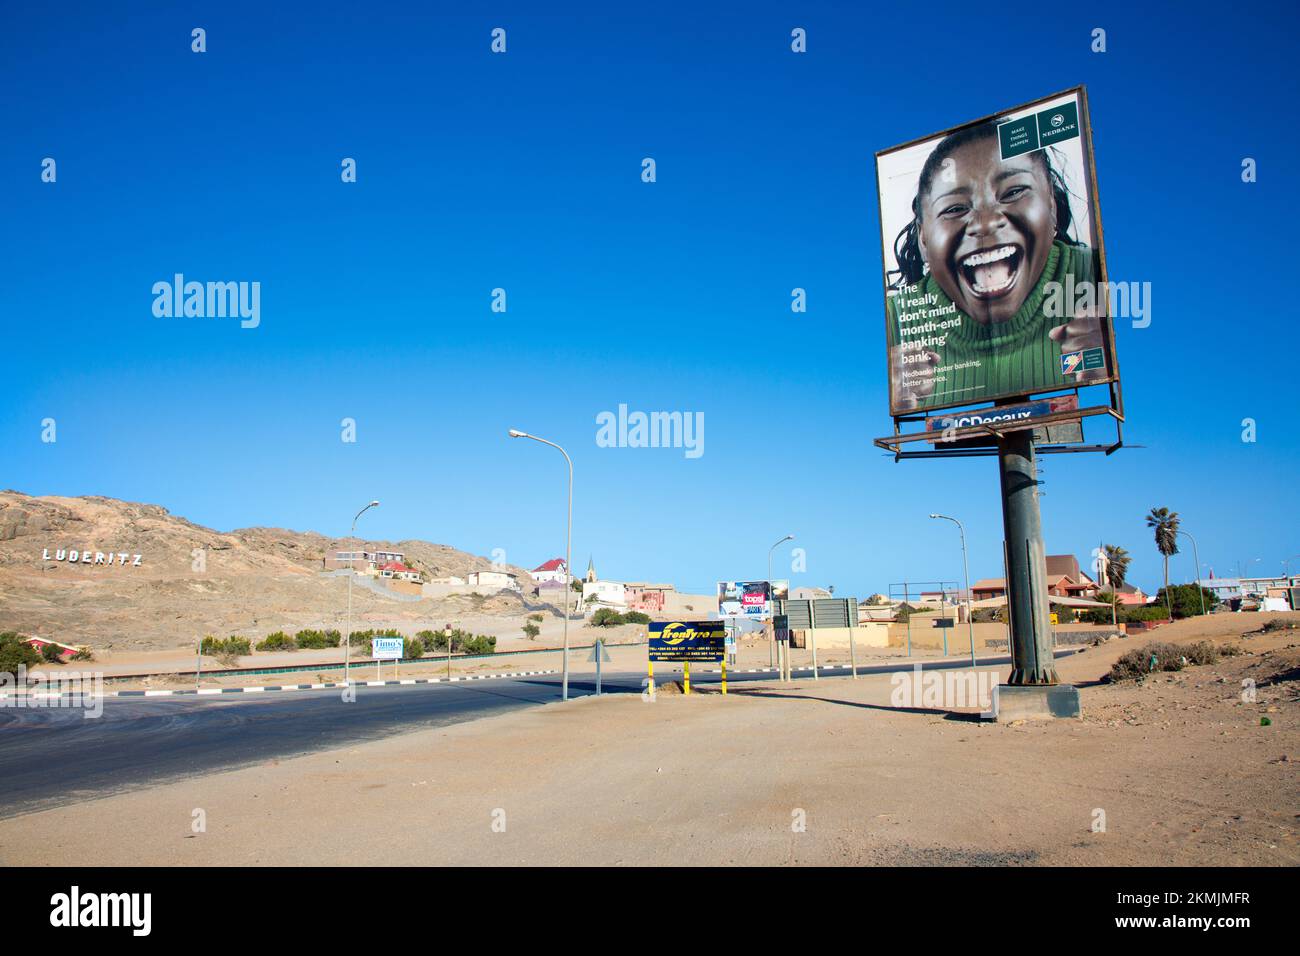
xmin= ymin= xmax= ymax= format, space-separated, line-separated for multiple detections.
xmin=3 ymin=1 xmax=1296 ymax=596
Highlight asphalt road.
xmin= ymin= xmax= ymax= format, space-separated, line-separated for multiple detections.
xmin=0 ymin=653 xmax=1070 ymax=817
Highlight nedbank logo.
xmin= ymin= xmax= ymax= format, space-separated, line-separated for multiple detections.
xmin=1049 ymin=112 xmax=1065 ymax=128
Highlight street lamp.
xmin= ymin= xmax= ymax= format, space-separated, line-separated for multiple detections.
xmin=1177 ymin=529 xmax=1205 ymax=616
xmin=930 ymin=514 xmax=977 ymax=670
xmin=344 ymin=500 xmax=380 ymax=687
xmin=767 ymin=534 xmax=794 ymax=671
xmin=509 ymin=429 xmax=573 ymax=701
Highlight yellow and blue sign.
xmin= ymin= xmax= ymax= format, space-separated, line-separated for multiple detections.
xmin=649 ymin=621 xmax=726 ymax=662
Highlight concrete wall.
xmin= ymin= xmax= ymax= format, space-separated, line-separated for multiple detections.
xmin=791 ymin=624 xmax=889 ymax=649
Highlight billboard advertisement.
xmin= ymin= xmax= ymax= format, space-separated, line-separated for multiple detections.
xmin=718 ymin=581 xmax=771 ymax=618
xmin=649 ymin=621 xmax=726 ymax=663
xmin=876 ymin=87 xmax=1116 ymax=416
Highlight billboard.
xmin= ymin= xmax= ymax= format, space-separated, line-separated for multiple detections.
xmin=649 ymin=621 xmax=726 ymax=662
xmin=372 ymin=637 xmax=403 ymax=660
xmin=718 ymin=581 xmax=771 ymax=618
xmin=876 ymin=87 xmax=1116 ymax=416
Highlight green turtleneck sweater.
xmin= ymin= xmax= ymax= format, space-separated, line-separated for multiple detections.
xmin=887 ymin=240 xmax=1095 ymax=412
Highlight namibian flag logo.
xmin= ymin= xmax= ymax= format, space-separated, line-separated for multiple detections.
xmin=1061 ymin=350 xmax=1084 ymax=375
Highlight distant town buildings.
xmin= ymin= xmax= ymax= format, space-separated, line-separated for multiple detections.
xmin=530 ymin=558 xmax=569 ymax=585
xmin=971 ymin=555 xmax=1102 ymax=602
xmin=325 ymin=548 xmax=407 ymax=573
xmin=467 ymin=569 xmax=521 ymax=593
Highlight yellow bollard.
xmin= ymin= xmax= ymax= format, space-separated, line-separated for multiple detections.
xmin=721 ymin=657 xmax=727 ymax=695
xmin=684 ymin=661 xmax=691 ymax=695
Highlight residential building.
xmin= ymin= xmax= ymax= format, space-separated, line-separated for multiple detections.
xmin=531 ymin=558 xmax=569 ymax=585
xmin=324 ymin=548 xmax=406 ymax=573
xmin=625 ymin=582 xmax=675 ymax=614
xmin=468 ymin=569 xmax=520 ymax=593
xmin=378 ymin=561 xmax=422 ymax=583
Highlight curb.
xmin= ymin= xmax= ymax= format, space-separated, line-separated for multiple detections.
xmin=0 ymin=669 xmax=561 ymax=702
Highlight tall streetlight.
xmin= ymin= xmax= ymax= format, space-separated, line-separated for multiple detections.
xmin=509 ymin=429 xmax=573 ymax=701
xmin=1177 ymin=529 xmax=1205 ymax=616
xmin=767 ymin=534 xmax=794 ymax=670
xmin=930 ymin=514 xmax=977 ymax=669
xmin=344 ymin=500 xmax=380 ymax=687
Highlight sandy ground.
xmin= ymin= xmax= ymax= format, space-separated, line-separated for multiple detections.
xmin=3 ymin=613 xmax=1296 ymax=866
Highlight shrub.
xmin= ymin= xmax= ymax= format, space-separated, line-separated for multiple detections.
xmin=322 ymin=629 xmax=342 ymax=647
xmin=69 ymin=647 xmax=95 ymax=662
xmin=622 ymin=611 xmax=651 ymax=625
xmin=522 ymin=622 xmax=540 ymax=640
xmin=528 ymin=613 xmax=544 ymax=622
xmin=199 ymin=635 xmax=249 ymax=666
xmin=256 ymin=631 xmax=296 ymax=652
xmin=0 ymin=632 xmax=40 ymax=677
xmin=294 ymin=629 xmax=330 ymax=649
xmin=40 ymin=642 xmax=65 ymax=664
xmin=1153 ymin=584 xmax=1219 ymax=619
xmin=590 ymin=608 xmax=625 ymax=627
xmin=1107 ymin=641 xmax=1222 ymax=682
xmin=461 ymin=634 xmax=496 ymax=656
xmin=403 ymin=635 xmax=424 ymax=659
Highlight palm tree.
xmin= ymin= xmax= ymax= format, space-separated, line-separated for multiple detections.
xmin=1101 ymin=544 xmax=1131 ymax=591
xmin=1146 ymin=508 xmax=1181 ymax=618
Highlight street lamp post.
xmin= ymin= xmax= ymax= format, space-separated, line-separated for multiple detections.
xmin=767 ymin=534 xmax=794 ymax=672
xmin=930 ymin=514 xmax=977 ymax=670
xmin=344 ymin=500 xmax=380 ymax=687
xmin=509 ymin=429 xmax=573 ymax=701
xmin=1177 ymin=529 xmax=1205 ymax=616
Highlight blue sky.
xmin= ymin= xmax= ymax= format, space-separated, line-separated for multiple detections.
xmin=3 ymin=1 xmax=1296 ymax=596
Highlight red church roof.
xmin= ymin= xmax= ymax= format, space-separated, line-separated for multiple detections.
xmin=533 ymin=558 xmax=566 ymax=572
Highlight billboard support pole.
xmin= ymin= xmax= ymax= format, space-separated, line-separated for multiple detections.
xmin=998 ymin=430 xmax=1059 ymax=685
xmin=684 ymin=661 xmax=690 ymax=695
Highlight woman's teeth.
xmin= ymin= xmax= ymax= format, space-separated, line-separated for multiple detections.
xmin=962 ymin=245 xmax=1016 ymax=267
xmin=961 ymin=245 xmax=1018 ymax=294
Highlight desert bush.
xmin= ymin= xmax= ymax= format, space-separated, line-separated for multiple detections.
xmin=1153 ymin=584 xmax=1219 ymax=620
xmin=462 ymin=634 xmax=496 ymax=656
xmin=403 ymin=635 xmax=424 ymax=659
xmin=522 ymin=622 xmax=540 ymax=640
xmin=528 ymin=613 xmax=544 ymax=622
xmin=40 ymin=642 xmax=65 ymax=664
xmin=0 ymin=632 xmax=40 ymax=677
xmin=1107 ymin=641 xmax=1222 ymax=682
xmin=294 ymin=629 xmax=329 ymax=649
xmin=69 ymin=647 xmax=95 ymax=662
xmin=590 ymin=608 xmax=624 ymax=627
xmin=622 ymin=611 xmax=651 ymax=625
xmin=322 ymin=629 xmax=342 ymax=647
xmin=256 ymin=631 xmax=296 ymax=652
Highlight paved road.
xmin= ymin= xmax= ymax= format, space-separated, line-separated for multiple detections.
xmin=0 ymin=652 xmax=1072 ymax=817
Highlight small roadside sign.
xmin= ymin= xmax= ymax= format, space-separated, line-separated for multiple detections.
xmin=372 ymin=637 xmax=403 ymax=660
xmin=587 ymin=642 xmax=611 ymax=662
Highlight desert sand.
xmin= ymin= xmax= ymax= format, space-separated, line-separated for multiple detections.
xmin=2 ymin=612 xmax=1295 ymax=866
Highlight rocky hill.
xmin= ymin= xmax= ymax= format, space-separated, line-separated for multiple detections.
xmin=0 ymin=491 xmax=545 ymax=651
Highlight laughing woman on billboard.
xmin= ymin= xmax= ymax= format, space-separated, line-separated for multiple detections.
xmin=880 ymin=100 xmax=1109 ymax=414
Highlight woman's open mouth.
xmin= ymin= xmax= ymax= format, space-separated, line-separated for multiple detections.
xmin=957 ymin=244 xmax=1023 ymax=299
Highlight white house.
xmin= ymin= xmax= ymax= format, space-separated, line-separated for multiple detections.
xmin=468 ymin=570 xmax=521 ymax=593
xmin=531 ymin=558 xmax=569 ymax=586
xmin=582 ymin=579 xmax=627 ymax=610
